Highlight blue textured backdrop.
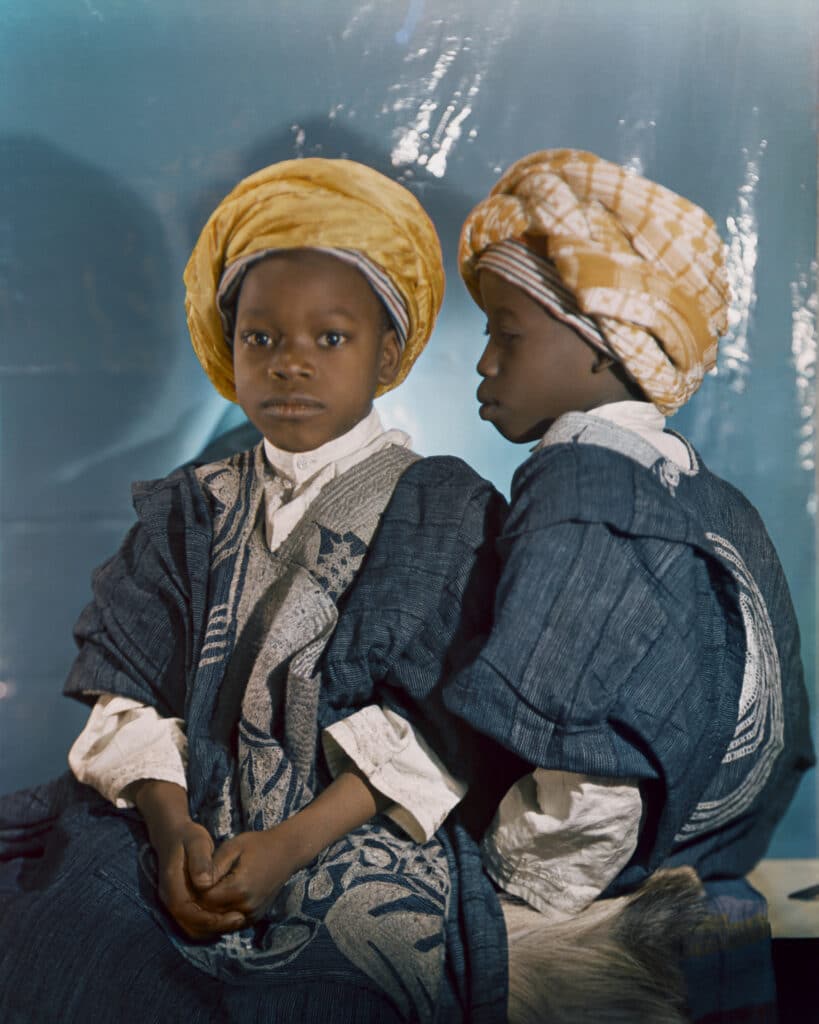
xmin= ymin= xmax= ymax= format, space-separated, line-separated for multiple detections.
xmin=1 ymin=0 xmax=816 ymax=857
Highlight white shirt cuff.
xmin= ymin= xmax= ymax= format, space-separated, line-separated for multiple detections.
xmin=68 ymin=694 xmax=188 ymax=807
xmin=482 ymin=768 xmax=642 ymax=916
xmin=322 ymin=705 xmax=466 ymax=842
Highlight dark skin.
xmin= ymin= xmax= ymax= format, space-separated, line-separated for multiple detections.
xmin=134 ymin=771 xmax=388 ymax=940
xmin=232 ymin=249 xmax=402 ymax=452
xmin=476 ymin=269 xmax=641 ymax=443
xmin=134 ymin=250 xmax=403 ymax=940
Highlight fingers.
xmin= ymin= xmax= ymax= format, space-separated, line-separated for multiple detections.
xmin=199 ymin=873 xmax=250 ymax=913
xmin=171 ymin=898 xmax=246 ymax=941
xmin=199 ymin=868 xmax=285 ymax=920
xmin=157 ymin=839 xmax=244 ymax=939
xmin=163 ymin=885 xmax=246 ymax=940
xmin=204 ymin=910 xmax=248 ymax=935
xmin=170 ymin=832 xmax=287 ymax=925
xmin=199 ymin=849 xmax=261 ymax=915
xmin=210 ymin=838 xmax=242 ymax=886
xmin=196 ymin=840 xmax=250 ymax=913
xmin=196 ymin=856 xmax=261 ymax=921
xmin=156 ymin=838 xmax=188 ymax=909
xmin=184 ymin=831 xmax=215 ymax=891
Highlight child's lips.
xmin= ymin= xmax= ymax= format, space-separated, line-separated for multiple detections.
xmin=477 ymin=388 xmax=500 ymax=419
xmin=261 ymin=395 xmax=325 ymax=418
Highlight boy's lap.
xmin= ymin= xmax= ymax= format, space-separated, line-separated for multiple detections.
xmin=0 ymin=881 xmax=402 ymax=1024
xmin=163 ymin=817 xmax=451 ymax=1020
xmin=0 ymin=804 xmax=450 ymax=1022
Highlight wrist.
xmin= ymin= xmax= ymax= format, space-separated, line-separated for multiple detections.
xmin=276 ymin=769 xmax=383 ymax=869
xmin=133 ymin=780 xmax=192 ymax=844
xmin=273 ymin=813 xmax=323 ymax=872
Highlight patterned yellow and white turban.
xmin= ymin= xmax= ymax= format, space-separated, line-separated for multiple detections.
xmin=185 ymin=158 xmax=445 ymax=401
xmin=459 ymin=149 xmax=730 ymax=414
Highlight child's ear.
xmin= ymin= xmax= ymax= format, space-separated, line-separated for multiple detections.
xmin=377 ymin=329 xmax=402 ymax=387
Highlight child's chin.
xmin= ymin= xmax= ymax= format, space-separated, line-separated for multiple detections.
xmin=498 ymin=427 xmax=531 ymax=445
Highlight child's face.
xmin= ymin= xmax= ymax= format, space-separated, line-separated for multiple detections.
xmin=232 ymin=250 xmax=401 ymax=452
xmin=476 ymin=270 xmax=630 ymax=444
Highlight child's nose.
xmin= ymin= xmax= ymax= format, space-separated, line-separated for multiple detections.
xmin=476 ymin=340 xmax=498 ymax=378
xmin=267 ymin=336 xmax=314 ymax=379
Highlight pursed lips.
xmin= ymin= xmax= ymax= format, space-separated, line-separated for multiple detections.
xmin=476 ymin=384 xmax=500 ymax=417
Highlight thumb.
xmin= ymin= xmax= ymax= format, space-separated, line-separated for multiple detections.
xmin=211 ymin=839 xmax=242 ymax=886
xmin=184 ymin=832 xmax=215 ymax=890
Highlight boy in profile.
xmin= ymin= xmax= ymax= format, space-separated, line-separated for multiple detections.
xmin=449 ymin=148 xmax=814 ymax=1023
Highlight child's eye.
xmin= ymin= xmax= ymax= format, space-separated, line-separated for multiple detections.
xmin=240 ymin=330 xmax=274 ymax=347
xmin=486 ymin=324 xmax=519 ymax=346
xmin=319 ymin=331 xmax=348 ymax=348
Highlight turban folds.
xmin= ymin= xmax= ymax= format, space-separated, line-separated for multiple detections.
xmin=185 ymin=158 xmax=445 ymax=400
xmin=459 ymin=149 xmax=730 ymax=414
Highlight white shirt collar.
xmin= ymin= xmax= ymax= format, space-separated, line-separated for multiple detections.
xmin=533 ymin=401 xmax=666 ymax=451
xmin=586 ymin=400 xmax=667 ymax=434
xmin=262 ymin=406 xmax=385 ymax=486
xmin=533 ymin=400 xmax=691 ymax=470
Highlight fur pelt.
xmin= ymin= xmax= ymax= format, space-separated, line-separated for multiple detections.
xmin=506 ymin=867 xmax=705 ymax=1024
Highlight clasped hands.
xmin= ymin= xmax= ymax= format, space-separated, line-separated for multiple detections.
xmin=153 ymin=819 xmax=298 ymax=941
xmin=135 ymin=769 xmax=382 ymax=943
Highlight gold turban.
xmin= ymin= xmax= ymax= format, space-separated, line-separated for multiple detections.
xmin=184 ymin=158 xmax=445 ymax=401
xmin=459 ymin=149 xmax=730 ymax=414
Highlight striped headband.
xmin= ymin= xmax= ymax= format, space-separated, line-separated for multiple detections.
xmin=216 ymin=246 xmax=411 ymax=350
xmin=476 ymin=239 xmax=613 ymax=357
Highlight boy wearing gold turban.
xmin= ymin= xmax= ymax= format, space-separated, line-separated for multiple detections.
xmin=0 ymin=159 xmax=506 ymax=1022
xmin=448 ymin=150 xmax=814 ymax=1022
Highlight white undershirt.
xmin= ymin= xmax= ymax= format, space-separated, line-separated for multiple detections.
xmin=69 ymin=400 xmax=684 ymax=916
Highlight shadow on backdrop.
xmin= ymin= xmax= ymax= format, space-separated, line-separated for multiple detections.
xmin=0 ymin=136 xmax=181 ymax=790
xmin=0 ymin=135 xmax=178 ymax=521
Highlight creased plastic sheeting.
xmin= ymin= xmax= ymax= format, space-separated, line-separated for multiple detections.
xmin=721 ymin=137 xmax=765 ymax=394
xmin=0 ymin=0 xmax=816 ymax=859
xmin=387 ymin=3 xmax=518 ymax=180
xmin=791 ymin=265 xmax=817 ymax=480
